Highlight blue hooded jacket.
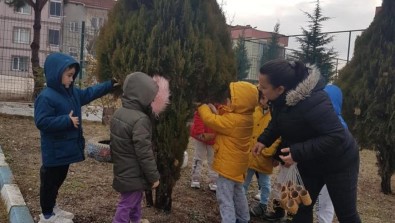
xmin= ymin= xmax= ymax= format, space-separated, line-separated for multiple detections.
xmin=34 ymin=53 xmax=112 ymax=167
xmin=324 ymin=84 xmax=348 ymax=129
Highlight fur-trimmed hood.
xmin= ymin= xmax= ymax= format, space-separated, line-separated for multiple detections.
xmin=285 ymin=65 xmax=322 ymax=106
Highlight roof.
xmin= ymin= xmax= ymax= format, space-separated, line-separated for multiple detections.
xmin=68 ymin=0 xmax=117 ymax=10
xmin=230 ymin=25 xmax=289 ymax=47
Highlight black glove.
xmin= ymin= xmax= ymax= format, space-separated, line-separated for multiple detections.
xmin=110 ymin=78 xmax=122 ymax=96
xmin=111 ymin=78 xmax=120 ymax=88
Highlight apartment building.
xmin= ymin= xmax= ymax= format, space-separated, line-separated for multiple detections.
xmin=0 ymin=0 xmax=115 ymax=78
xmin=230 ymin=25 xmax=289 ymax=81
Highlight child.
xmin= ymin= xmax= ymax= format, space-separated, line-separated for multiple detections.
xmin=198 ymin=81 xmax=258 ymax=223
xmin=190 ymin=111 xmax=218 ymax=191
xmin=110 ymin=72 xmax=169 ymax=223
xmin=243 ymin=90 xmax=280 ymax=217
xmin=34 ymin=52 xmax=116 ymax=223
xmin=316 ymin=84 xmax=349 ymax=223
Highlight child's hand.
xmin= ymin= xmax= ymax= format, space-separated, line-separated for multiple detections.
xmin=252 ymin=142 xmax=266 ymax=156
xmin=207 ymin=103 xmax=218 ymax=114
xmin=152 ymin=180 xmax=160 ymax=189
xmin=69 ymin=110 xmax=79 ymax=128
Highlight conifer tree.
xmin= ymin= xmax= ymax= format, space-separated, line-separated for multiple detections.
xmin=234 ymin=35 xmax=251 ymax=80
xmin=336 ymin=0 xmax=394 ymax=194
xmin=96 ymin=0 xmax=236 ymax=210
xmin=260 ymin=22 xmax=281 ymax=66
xmin=294 ymin=0 xmax=336 ymax=83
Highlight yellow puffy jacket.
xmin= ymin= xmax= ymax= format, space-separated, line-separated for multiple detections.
xmin=198 ymin=81 xmax=258 ymax=183
xmin=248 ymin=106 xmax=281 ymax=174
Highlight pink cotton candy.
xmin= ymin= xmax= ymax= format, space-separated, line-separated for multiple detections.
xmin=151 ymin=75 xmax=170 ymax=116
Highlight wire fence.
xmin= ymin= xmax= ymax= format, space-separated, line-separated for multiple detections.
xmin=0 ymin=16 xmax=363 ymax=102
xmin=0 ymin=17 xmax=98 ymax=101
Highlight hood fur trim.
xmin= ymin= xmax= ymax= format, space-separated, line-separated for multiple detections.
xmin=285 ymin=65 xmax=321 ymax=106
xmin=151 ymin=75 xmax=170 ymax=116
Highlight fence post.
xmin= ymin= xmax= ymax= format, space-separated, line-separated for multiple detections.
xmin=79 ymin=21 xmax=85 ymax=87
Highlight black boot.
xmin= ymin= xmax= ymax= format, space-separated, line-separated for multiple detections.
xmin=263 ymin=199 xmax=285 ymax=221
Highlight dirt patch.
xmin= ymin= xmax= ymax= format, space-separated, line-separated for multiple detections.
xmin=0 ymin=113 xmax=394 ymax=223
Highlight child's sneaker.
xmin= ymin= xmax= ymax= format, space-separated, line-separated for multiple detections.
xmin=53 ymin=206 xmax=74 ymax=219
xmin=191 ymin=181 xmax=201 ymax=189
xmin=208 ymin=183 xmax=217 ymax=191
xmin=39 ymin=213 xmax=74 ymax=223
xmin=253 ymin=192 xmax=260 ymax=201
xmin=250 ymin=203 xmax=267 ymax=217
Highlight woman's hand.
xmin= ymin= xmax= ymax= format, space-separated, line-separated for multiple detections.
xmin=279 ymin=147 xmax=295 ymax=167
xmin=252 ymin=142 xmax=266 ymax=156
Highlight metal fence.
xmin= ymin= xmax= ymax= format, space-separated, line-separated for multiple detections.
xmin=0 ymin=18 xmax=97 ymax=101
xmin=0 ymin=16 xmax=363 ymax=102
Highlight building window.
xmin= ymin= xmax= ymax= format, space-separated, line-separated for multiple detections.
xmin=91 ymin=17 xmax=104 ymax=30
xmin=49 ymin=0 xmax=62 ymax=17
xmin=11 ymin=56 xmax=29 ymax=71
xmin=13 ymin=27 xmax=30 ymax=44
xmin=48 ymin=29 xmax=60 ymax=46
xmin=16 ymin=4 xmax=32 ymax=14
xmin=70 ymin=22 xmax=79 ymax=32
xmin=69 ymin=47 xmax=78 ymax=58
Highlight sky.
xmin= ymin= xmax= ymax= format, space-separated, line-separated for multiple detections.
xmin=217 ymin=0 xmax=382 ymax=66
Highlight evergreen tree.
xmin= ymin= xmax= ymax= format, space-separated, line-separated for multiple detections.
xmin=234 ymin=34 xmax=250 ymax=80
xmin=96 ymin=0 xmax=236 ymax=211
xmin=260 ymin=22 xmax=281 ymax=66
xmin=336 ymin=0 xmax=395 ymax=194
xmin=6 ymin=0 xmax=51 ymax=98
xmin=294 ymin=0 xmax=336 ymax=83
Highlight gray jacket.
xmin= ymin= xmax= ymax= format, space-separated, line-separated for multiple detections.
xmin=110 ymin=72 xmax=160 ymax=192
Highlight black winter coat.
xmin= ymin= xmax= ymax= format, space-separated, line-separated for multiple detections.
xmin=258 ymin=67 xmax=359 ymax=176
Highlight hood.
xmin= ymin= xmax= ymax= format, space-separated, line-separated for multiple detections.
xmin=44 ymin=53 xmax=80 ymax=92
xmin=285 ymin=65 xmax=324 ymax=106
xmin=324 ymin=85 xmax=343 ymax=116
xmin=229 ymin=81 xmax=258 ymax=114
xmin=324 ymin=84 xmax=348 ymax=128
xmin=121 ymin=72 xmax=159 ymax=111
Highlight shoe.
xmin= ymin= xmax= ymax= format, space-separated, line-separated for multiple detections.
xmin=39 ymin=213 xmax=74 ymax=223
xmin=253 ymin=192 xmax=260 ymax=201
xmin=191 ymin=181 xmax=201 ymax=189
xmin=250 ymin=203 xmax=267 ymax=217
xmin=208 ymin=183 xmax=217 ymax=191
xmin=141 ymin=219 xmax=150 ymax=223
xmin=53 ymin=206 xmax=74 ymax=219
xmin=263 ymin=199 xmax=285 ymax=221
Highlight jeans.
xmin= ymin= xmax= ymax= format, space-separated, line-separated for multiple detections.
xmin=216 ymin=175 xmax=250 ymax=223
xmin=40 ymin=165 xmax=69 ymax=215
xmin=113 ymin=191 xmax=144 ymax=223
xmin=190 ymin=138 xmax=218 ymax=183
xmin=292 ymin=156 xmax=361 ymax=223
xmin=243 ymin=168 xmax=271 ymax=205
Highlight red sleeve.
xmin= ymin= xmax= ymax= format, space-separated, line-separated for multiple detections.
xmin=190 ymin=112 xmax=205 ymax=138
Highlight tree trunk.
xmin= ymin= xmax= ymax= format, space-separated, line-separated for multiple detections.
xmin=376 ymin=145 xmax=393 ymax=194
xmin=154 ymin=162 xmax=175 ymax=213
xmin=31 ymin=3 xmax=44 ymax=99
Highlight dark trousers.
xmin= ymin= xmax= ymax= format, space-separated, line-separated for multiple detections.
xmin=292 ymin=157 xmax=361 ymax=223
xmin=40 ymin=165 xmax=69 ymax=215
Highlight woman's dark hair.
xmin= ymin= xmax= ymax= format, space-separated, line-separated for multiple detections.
xmin=259 ymin=59 xmax=309 ymax=90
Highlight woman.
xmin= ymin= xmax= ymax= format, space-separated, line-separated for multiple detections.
xmin=252 ymin=59 xmax=361 ymax=223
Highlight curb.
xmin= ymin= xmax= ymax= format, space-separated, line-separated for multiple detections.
xmin=0 ymin=146 xmax=34 ymax=223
